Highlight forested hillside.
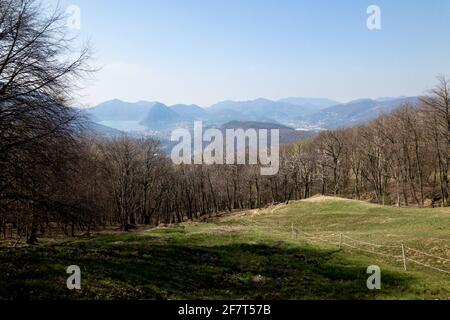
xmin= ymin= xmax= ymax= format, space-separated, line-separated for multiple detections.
xmin=2 ymin=77 xmax=450 ymax=244
xmin=1 ymin=0 xmax=450 ymax=247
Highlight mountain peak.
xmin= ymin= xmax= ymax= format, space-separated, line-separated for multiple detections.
xmin=97 ymin=98 xmax=125 ymax=106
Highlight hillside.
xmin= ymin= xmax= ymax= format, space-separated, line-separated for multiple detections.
xmin=1 ymin=198 xmax=449 ymax=300
xmin=139 ymin=103 xmax=182 ymax=129
xmin=219 ymin=121 xmax=315 ymax=144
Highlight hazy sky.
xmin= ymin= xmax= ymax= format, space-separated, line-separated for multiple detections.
xmin=54 ymin=0 xmax=450 ymax=107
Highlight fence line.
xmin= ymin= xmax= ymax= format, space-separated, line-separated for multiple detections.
xmin=303 ymin=234 xmax=340 ymax=246
xmin=406 ymin=257 xmax=450 ymax=275
xmin=405 ymin=247 xmax=450 ymax=264
xmin=342 ymin=234 xmax=400 ymax=248
xmin=290 ymin=226 xmax=450 ymax=276
xmin=341 ymin=242 xmax=403 ymax=260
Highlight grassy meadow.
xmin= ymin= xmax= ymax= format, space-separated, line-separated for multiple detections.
xmin=1 ymin=197 xmax=450 ymax=300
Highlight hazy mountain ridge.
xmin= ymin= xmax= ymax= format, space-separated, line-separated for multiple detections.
xmin=208 ymin=98 xmax=316 ymax=123
xmin=277 ymin=97 xmax=340 ymax=109
xmin=84 ymin=96 xmax=417 ymax=133
xmin=171 ymin=104 xmax=209 ymax=120
xmin=302 ymin=97 xmax=420 ymax=128
xmin=87 ymin=99 xmax=158 ymax=121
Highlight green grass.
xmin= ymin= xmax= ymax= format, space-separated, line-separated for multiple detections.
xmin=1 ymin=197 xmax=450 ymax=300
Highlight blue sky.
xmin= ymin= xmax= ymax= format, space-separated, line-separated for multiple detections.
xmin=54 ymin=0 xmax=450 ymax=107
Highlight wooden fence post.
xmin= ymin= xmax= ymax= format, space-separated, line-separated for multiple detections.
xmin=339 ymin=233 xmax=343 ymax=249
xmin=401 ymin=244 xmax=407 ymax=271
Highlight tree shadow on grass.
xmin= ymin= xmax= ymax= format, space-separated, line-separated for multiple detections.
xmin=0 ymin=236 xmax=414 ymax=300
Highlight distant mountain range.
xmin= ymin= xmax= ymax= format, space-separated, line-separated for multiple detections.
xmin=300 ymin=96 xmax=419 ymax=128
xmin=83 ymin=96 xmax=419 ymax=137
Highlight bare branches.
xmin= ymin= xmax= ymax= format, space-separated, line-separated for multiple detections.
xmin=0 ymin=0 xmax=94 ymax=243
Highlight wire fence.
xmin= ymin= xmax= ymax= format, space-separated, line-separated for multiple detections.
xmin=289 ymin=223 xmax=450 ymax=276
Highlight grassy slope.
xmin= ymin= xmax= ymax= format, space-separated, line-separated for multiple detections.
xmin=1 ymin=197 xmax=450 ymax=300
